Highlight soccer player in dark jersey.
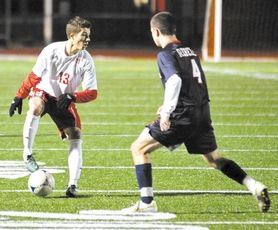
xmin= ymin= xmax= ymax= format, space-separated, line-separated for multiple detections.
xmin=122 ymin=11 xmax=270 ymax=213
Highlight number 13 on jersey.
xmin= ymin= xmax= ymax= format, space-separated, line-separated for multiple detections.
xmin=58 ymin=72 xmax=70 ymax=85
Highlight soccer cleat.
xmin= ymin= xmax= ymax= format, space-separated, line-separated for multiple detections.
xmin=66 ymin=185 xmax=77 ymax=198
xmin=121 ymin=200 xmax=158 ymax=213
xmin=25 ymin=155 xmax=39 ymax=173
xmin=254 ymin=182 xmax=271 ymax=213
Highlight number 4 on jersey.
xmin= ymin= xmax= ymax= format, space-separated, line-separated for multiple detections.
xmin=191 ymin=59 xmax=203 ymax=84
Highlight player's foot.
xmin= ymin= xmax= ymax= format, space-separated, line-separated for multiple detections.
xmin=66 ymin=185 xmax=77 ymax=198
xmin=25 ymin=155 xmax=39 ymax=172
xmin=121 ymin=200 xmax=158 ymax=213
xmin=254 ymin=182 xmax=271 ymax=213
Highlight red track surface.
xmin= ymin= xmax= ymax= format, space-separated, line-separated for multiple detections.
xmin=0 ymin=47 xmax=277 ymax=59
xmin=0 ymin=47 xmax=157 ymax=59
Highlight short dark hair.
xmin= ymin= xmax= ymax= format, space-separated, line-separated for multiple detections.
xmin=150 ymin=12 xmax=176 ymax=35
xmin=66 ymin=16 xmax=91 ymax=38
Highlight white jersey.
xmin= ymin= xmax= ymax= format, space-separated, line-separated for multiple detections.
xmin=33 ymin=41 xmax=97 ymax=98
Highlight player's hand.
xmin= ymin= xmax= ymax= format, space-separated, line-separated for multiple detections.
xmin=9 ymin=97 xmax=23 ymax=117
xmin=160 ymin=116 xmax=171 ymax=132
xmin=57 ymin=93 xmax=76 ymax=110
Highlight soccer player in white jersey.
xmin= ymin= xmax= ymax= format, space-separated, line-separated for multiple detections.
xmin=9 ymin=16 xmax=97 ymax=198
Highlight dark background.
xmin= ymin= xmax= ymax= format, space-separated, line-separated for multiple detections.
xmin=0 ymin=0 xmax=277 ymax=54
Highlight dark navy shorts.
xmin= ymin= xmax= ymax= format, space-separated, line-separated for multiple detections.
xmin=148 ymin=103 xmax=217 ymax=154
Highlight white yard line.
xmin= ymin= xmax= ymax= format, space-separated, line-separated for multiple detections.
xmin=1 ymin=112 xmax=276 ymax=117
xmin=3 ymin=133 xmax=272 ymax=138
xmin=82 ymin=134 xmax=278 ymax=138
xmin=1 ymin=159 xmax=277 ymax=179
xmin=204 ymin=66 xmax=278 ymax=80
xmin=1 ymin=121 xmax=278 ymax=127
xmin=1 ymin=163 xmax=278 ymax=171
xmin=0 ymin=210 xmax=207 ymax=230
xmin=177 ymin=221 xmax=278 ymax=225
xmin=0 ymin=148 xmax=277 ymax=153
xmin=0 ymin=221 xmax=208 ymax=230
xmin=1 ymin=104 xmax=278 ymax=108
xmin=1 ymin=133 xmax=278 ymax=138
xmin=4 ymin=97 xmax=276 ymax=101
xmin=66 ymin=166 xmax=278 ymax=171
xmin=1 ymin=189 xmax=278 ymax=194
xmin=1 ymin=218 xmax=278 ymax=229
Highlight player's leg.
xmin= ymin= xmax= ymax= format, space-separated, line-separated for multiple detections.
xmin=203 ymin=150 xmax=271 ymax=212
xmin=202 ymin=149 xmax=248 ymax=183
xmin=122 ymin=127 xmax=162 ymax=212
xmin=23 ymin=96 xmax=44 ymax=172
xmin=63 ymin=126 xmax=82 ymax=198
xmin=47 ymin=100 xmax=82 ymax=197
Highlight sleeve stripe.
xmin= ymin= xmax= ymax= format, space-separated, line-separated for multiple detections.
xmin=16 ymin=72 xmax=41 ymax=99
xmin=74 ymin=89 xmax=98 ymax=103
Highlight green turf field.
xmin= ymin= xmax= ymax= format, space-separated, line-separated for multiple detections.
xmin=0 ymin=58 xmax=277 ymax=229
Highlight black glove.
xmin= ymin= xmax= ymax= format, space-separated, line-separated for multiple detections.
xmin=9 ymin=97 xmax=23 ymax=117
xmin=57 ymin=93 xmax=76 ymax=110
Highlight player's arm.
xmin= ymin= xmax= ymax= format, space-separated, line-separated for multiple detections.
xmin=16 ymin=72 xmax=41 ymax=99
xmin=159 ymin=74 xmax=182 ymax=131
xmin=74 ymin=89 xmax=97 ymax=103
xmin=75 ymin=57 xmax=98 ymax=103
xmin=9 ymin=72 xmax=41 ymax=117
xmin=56 ymin=88 xmax=98 ymax=110
xmin=57 ymin=57 xmax=98 ymax=110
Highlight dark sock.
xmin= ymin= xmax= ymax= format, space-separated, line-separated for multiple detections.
xmin=216 ymin=158 xmax=247 ymax=184
xmin=135 ymin=163 xmax=153 ymax=204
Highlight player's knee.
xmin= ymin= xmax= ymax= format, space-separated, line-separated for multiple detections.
xmin=131 ymin=141 xmax=138 ymax=155
xmin=203 ymin=150 xmax=222 ymax=169
xmin=32 ymin=107 xmax=43 ymax=116
xmin=131 ymin=141 xmax=144 ymax=157
xmin=205 ymin=157 xmax=228 ymax=170
xmin=131 ymin=141 xmax=151 ymax=164
xmin=28 ymin=98 xmax=44 ymax=116
xmin=64 ymin=127 xmax=81 ymax=139
xmin=205 ymin=160 xmax=217 ymax=169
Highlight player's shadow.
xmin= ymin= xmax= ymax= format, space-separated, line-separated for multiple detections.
xmin=155 ymin=193 xmax=277 ymax=214
xmin=155 ymin=192 xmax=252 ymax=196
xmin=48 ymin=194 xmax=93 ymax=199
xmin=49 ymin=193 xmax=139 ymax=199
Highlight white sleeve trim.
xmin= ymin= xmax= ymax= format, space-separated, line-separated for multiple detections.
xmin=160 ymin=74 xmax=182 ymax=119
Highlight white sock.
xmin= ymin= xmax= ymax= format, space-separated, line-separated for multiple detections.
xmin=23 ymin=113 xmax=40 ymax=162
xmin=68 ymin=139 xmax=82 ymax=187
xmin=242 ymin=175 xmax=257 ymax=195
xmin=140 ymin=187 xmax=154 ymax=197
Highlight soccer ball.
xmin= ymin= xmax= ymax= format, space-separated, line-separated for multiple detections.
xmin=28 ymin=170 xmax=55 ymax=197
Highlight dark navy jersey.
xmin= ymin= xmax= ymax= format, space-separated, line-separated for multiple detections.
xmin=157 ymin=43 xmax=210 ymax=124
